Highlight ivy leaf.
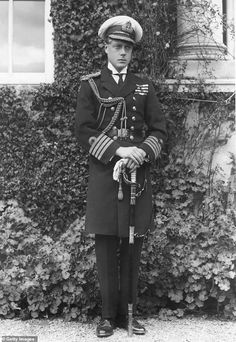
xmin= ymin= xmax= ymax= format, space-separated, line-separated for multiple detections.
xmin=218 ymin=279 xmax=231 ymax=292
xmin=168 ymin=289 xmax=183 ymax=303
xmin=172 ymin=190 xmax=184 ymax=198
xmin=62 ymin=270 xmax=70 ymax=279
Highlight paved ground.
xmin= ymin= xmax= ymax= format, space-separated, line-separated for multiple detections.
xmin=0 ymin=316 xmax=236 ymax=342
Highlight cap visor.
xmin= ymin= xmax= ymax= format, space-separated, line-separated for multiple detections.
xmin=108 ymin=33 xmax=135 ymax=44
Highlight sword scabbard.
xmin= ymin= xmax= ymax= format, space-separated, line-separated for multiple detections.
xmin=128 ymin=303 xmax=133 ymax=337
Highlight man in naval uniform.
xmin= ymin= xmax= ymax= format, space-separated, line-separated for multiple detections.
xmin=75 ymin=15 xmax=167 ymax=337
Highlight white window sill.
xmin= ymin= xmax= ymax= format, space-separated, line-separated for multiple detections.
xmin=0 ymin=73 xmax=54 ymax=85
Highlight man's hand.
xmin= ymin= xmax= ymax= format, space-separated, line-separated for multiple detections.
xmin=126 ymin=159 xmax=138 ymax=173
xmin=115 ymin=146 xmax=146 ymax=172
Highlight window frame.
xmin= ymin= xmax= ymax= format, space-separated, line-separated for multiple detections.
xmin=0 ymin=0 xmax=54 ymax=84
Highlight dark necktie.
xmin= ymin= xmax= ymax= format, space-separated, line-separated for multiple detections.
xmin=116 ymin=73 xmax=125 ymax=87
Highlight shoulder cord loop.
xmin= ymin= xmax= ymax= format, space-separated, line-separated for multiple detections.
xmin=88 ymin=78 xmax=125 ymax=134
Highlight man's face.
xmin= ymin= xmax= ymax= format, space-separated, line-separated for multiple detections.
xmin=105 ymin=39 xmax=133 ymax=72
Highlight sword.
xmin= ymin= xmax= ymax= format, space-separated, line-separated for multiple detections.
xmin=128 ymin=169 xmax=137 ymax=337
xmin=113 ymin=161 xmax=138 ymax=336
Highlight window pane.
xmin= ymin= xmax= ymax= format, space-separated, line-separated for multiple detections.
xmin=0 ymin=1 xmax=8 ymax=72
xmin=13 ymin=0 xmax=45 ymax=72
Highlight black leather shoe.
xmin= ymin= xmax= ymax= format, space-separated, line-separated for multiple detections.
xmin=132 ymin=319 xmax=146 ymax=335
xmin=116 ymin=316 xmax=146 ymax=335
xmin=96 ymin=319 xmax=114 ymax=338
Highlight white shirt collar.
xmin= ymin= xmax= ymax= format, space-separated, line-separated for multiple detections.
xmin=107 ymin=62 xmax=128 ymax=75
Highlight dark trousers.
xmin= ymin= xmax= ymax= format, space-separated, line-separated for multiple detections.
xmin=95 ymin=234 xmax=144 ymax=320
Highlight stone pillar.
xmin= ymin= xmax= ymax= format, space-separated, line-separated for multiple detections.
xmin=227 ymin=165 xmax=236 ymax=211
xmin=177 ymin=0 xmax=226 ymax=60
xmin=226 ymin=0 xmax=235 ymax=58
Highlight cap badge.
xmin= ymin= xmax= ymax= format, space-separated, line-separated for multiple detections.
xmin=122 ymin=21 xmax=133 ymax=33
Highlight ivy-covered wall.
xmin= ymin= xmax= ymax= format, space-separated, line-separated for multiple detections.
xmin=0 ymin=0 xmax=235 ymax=320
xmin=51 ymin=0 xmax=176 ymax=85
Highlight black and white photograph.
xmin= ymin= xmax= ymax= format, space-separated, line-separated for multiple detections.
xmin=0 ymin=0 xmax=235 ymax=341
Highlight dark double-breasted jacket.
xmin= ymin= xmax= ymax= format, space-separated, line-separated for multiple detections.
xmin=75 ymin=66 xmax=167 ymax=237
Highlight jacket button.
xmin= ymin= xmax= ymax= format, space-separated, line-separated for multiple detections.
xmin=130 ymin=126 xmax=134 ymax=131
xmin=113 ymin=136 xmax=118 ymax=140
xmin=111 ymin=107 xmax=115 ymax=111
xmin=132 ymin=116 xmax=136 ymax=121
xmin=133 ymin=96 xmax=136 ymax=101
xmin=130 ymin=135 xmax=134 ymax=141
xmin=132 ymin=106 xmax=136 ymax=111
